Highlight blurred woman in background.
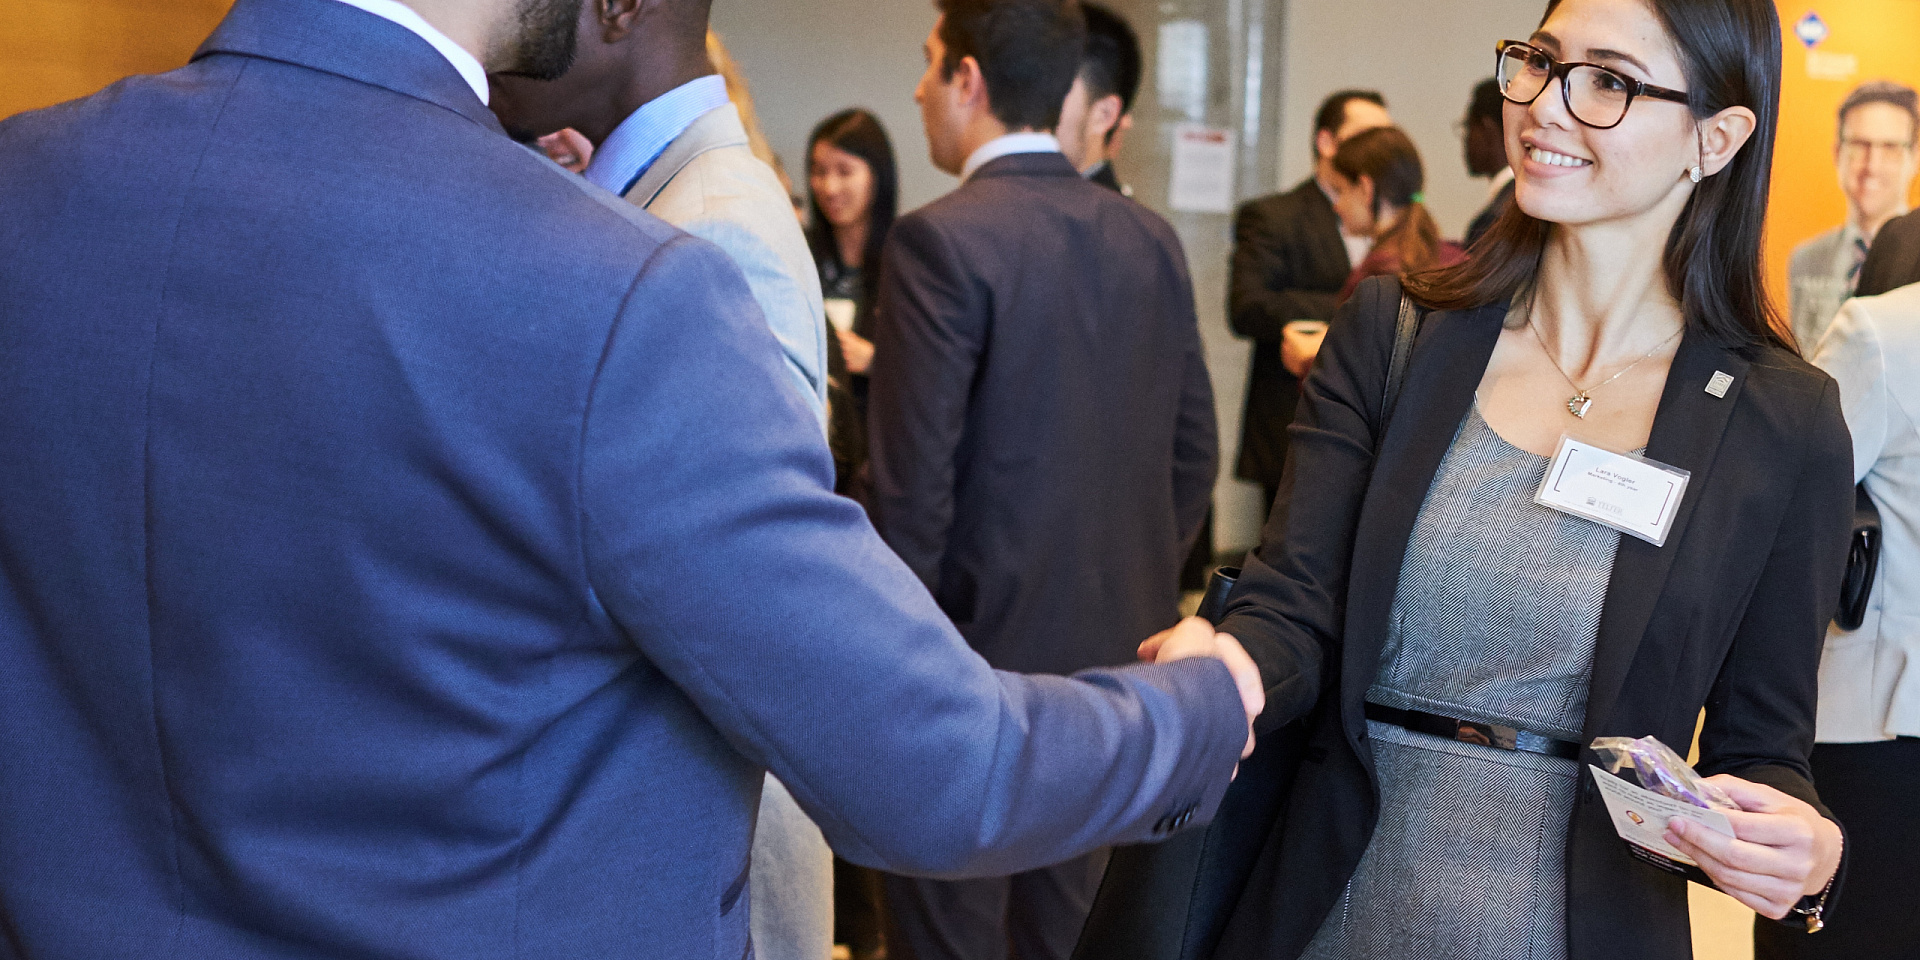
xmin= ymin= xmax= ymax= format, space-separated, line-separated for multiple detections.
xmin=806 ymin=108 xmax=897 ymax=502
xmin=1329 ymin=126 xmax=1467 ymax=303
xmin=1282 ymin=126 xmax=1465 ymax=376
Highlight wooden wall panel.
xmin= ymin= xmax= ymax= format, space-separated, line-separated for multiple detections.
xmin=2 ymin=0 xmax=234 ymax=121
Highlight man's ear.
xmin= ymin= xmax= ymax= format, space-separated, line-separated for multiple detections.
xmin=1109 ymin=111 xmax=1134 ymax=153
xmin=1091 ymin=94 xmax=1124 ymax=142
xmin=599 ymin=0 xmax=647 ymax=42
xmin=955 ymin=56 xmax=989 ymax=113
xmin=1315 ymin=128 xmax=1337 ymax=162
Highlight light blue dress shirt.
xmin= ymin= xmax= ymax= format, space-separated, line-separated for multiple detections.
xmin=584 ymin=75 xmax=732 ymax=196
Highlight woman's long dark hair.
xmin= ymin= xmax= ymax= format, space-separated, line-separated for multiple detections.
xmin=1405 ymin=0 xmax=1791 ymax=353
xmin=1332 ymin=127 xmax=1445 ymax=275
xmin=804 ymin=109 xmax=898 ymax=312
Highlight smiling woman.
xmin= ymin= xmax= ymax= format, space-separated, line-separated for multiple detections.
xmin=1181 ymin=0 xmax=1854 ymax=958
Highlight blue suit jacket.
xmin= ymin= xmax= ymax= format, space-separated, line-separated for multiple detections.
xmin=0 ymin=2 xmax=1248 ymax=958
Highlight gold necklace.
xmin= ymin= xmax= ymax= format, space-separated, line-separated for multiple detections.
xmin=1527 ymin=319 xmax=1682 ymax=419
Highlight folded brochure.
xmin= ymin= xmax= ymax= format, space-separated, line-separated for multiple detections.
xmin=1588 ymin=765 xmax=1734 ymax=887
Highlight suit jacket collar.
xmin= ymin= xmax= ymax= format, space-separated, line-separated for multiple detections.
xmin=967 ymin=152 xmax=1082 ymax=183
xmin=623 ymin=104 xmax=749 ymax=206
xmin=1339 ymin=302 xmax=1755 ymax=743
xmin=193 ymin=0 xmax=504 ymax=134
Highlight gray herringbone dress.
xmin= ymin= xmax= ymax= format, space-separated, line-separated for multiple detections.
xmin=1301 ymin=404 xmax=1622 ymax=960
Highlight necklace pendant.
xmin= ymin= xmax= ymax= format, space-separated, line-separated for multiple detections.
xmin=1568 ymin=393 xmax=1593 ymax=419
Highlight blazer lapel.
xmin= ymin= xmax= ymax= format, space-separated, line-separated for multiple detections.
xmin=1339 ymin=302 xmax=1506 ymax=727
xmin=1581 ymin=332 xmax=1751 ymax=740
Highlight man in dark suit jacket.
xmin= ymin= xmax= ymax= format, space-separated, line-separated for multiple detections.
xmin=1856 ymin=206 xmax=1920 ymax=299
xmin=0 ymin=1 xmax=1264 ymax=957
xmin=1229 ymin=90 xmax=1391 ymax=508
xmin=867 ymin=2 xmax=1218 ymax=958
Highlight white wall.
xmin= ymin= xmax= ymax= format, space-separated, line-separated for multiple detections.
xmin=1277 ymin=0 xmax=1545 ymax=236
xmin=711 ymin=0 xmax=952 ymax=213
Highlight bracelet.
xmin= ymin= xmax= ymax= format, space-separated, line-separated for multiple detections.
xmin=1790 ymin=872 xmax=1836 ymax=933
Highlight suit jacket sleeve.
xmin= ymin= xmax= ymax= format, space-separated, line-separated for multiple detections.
xmin=672 ymin=213 xmax=829 ymax=426
xmin=1171 ymin=243 xmax=1219 ymax=550
xmin=1695 ymin=378 xmax=1851 ymax=815
xmin=1229 ymin=198 xmax=1342 ymax=344
xmin=1215 ymin=278 xmax=1399 ymax=731
xmin=865 ymin=212 xmax=982 ymax=593
xmin=1692 ymin=375 xmax=1852 ymax=917
xmin=578 ymin=235 xmax=1251 ymax=878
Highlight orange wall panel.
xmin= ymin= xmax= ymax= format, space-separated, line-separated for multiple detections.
xmin=1 ymin=0 xmax=233 ymax=121
xmin=1769 ymin=1 xmax=1920 ymax=326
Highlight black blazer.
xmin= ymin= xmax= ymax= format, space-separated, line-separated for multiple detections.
xmin=1855 ymin=207 xmax=1920 ymax=298
xmin=1229 ymin=180 xmax=1354 ymax=486
xmin=866 ymin=152 xmax=1217 ymax=675
xmin=1211 ymin=278 xmax=1852 ymax=960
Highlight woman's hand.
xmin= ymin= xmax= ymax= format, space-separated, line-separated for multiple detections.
xmin=838 ymin=329 xmax=874 ymax=375
xmin=1663 ymin=775 xmax=1842 ymax=919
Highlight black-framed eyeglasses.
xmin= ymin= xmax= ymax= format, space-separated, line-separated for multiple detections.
xmin=1495 ymin=40 xmax=1689 ymax=130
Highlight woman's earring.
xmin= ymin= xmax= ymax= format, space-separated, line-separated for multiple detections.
xmin=1689 ymin=165 xmax=1704 ymax=183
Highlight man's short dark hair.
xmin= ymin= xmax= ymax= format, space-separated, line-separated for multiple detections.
xmin=1838 ymin=80 xmax=1920 ymax=146
xmin=937 ymin=0 xmax=1087 ymax=132
xmin=1313 ymin=89 xmax=1387 ymax=139
xmin=1078 ymin=3 xmax=1142 ymax=119
xmin=1466 ymin=78 xmax=1503 ymax=128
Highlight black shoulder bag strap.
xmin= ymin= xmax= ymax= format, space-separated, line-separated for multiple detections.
xmin=1378 ymin=292 xmax=1425 ymax=455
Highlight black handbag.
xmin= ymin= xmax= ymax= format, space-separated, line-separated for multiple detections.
xmin=1071 ymin=294 xmax=1427 ymax=960
xmin=1835 ymin=483 xmax=1880 ymax=632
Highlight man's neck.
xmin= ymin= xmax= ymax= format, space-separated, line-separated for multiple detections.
xmin=953 ymin=120 xmax=1018 ymax=171
xmin=1854 ymin=206 xmax=1907 ymax=243
xmin=587 ymin=54 xmax=716 ymax=146
xmin=397 ymin=0 xmax=497 ymax=67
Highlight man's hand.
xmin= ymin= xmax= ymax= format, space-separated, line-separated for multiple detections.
xmin=1280 ymin=321 xmax=1328 ymax=378
xmin=1664 ymin=775 xmax=1843 ymax=919
xmin=1139 ymin=617 xmax=1263 ymax=758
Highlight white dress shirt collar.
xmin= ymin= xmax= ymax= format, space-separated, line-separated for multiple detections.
xmin=329 ymin=0 xmax=490 ymax=105
xmin=960 ymin=132 xmax=1061 ymax=182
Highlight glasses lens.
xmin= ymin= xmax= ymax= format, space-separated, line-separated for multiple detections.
xmin=1566 ymin=65 xmax=1632 ymax=127
xmin=1498 ymin=45 xmax=1550 ymax=104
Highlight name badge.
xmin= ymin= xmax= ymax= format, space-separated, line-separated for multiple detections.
xmin=1535 ymin=436 xmax=1690 ymax=546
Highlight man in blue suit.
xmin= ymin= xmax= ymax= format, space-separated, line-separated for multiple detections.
xmin=0 ymin=1 xmax=1263 ymax=958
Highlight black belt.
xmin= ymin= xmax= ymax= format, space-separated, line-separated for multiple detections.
xmin=1364 ymin=702 xmax=1581 ymax=760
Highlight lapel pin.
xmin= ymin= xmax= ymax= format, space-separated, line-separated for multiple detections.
xmin=1705 ymin=371 xmax=1734 ymax=399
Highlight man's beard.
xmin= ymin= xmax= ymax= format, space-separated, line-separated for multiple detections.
xmin=492 ymin=0 xmax=582 ymax=81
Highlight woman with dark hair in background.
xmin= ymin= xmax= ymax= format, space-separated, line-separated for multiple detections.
xmin=806 ymin=108 xmax=897 ymax=504
xmin=1166 ymin=0 xmax=1849 ymax=957
xmin=1283 ymin=127 xmax=1469 ymax=377
xmin=1329 ymin=127 xmax=1466 ymax=303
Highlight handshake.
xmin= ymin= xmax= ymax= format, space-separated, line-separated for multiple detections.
xmin=1139 ymin=618 xmax=1265 ymax=760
